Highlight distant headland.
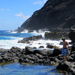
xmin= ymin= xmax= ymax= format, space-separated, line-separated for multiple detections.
xmin=16 ymin=0 xmax=75 ymax=32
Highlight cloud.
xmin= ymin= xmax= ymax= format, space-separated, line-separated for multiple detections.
xmin=6 ymin=9 xmax=10 ymax=11
xmin=15 ymin=12 xmax=30 ymax=20
xmin=1 ymin=8 xmax=10 ymax=11
xmin=1 ymin=9 xmax=4 ymax=11
xmin=15 ymin=12 xmax=23 ymax=16
xmin=33 ymin=1 xmax=42 ymax=5
xmin=33 ymin=0 xmax=47 ymax=5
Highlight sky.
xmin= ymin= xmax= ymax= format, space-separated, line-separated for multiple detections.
xmin=0 ymin=0 xmax=47 ymax=30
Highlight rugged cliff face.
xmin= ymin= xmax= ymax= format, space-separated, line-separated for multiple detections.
xmin=69 ymin=25 xmax=75 ymax=43
xmin=17 ymin=0 xmax=75 ymax=32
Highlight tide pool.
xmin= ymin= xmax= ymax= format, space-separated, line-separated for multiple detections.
xmin=0 ymin=63 xmax=63 ymax=75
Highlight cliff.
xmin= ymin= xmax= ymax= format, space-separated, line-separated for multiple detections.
xmin=17 ymin=0 xmax=75 ymax=32
xmin=69 ymin=25 xmax=75 ymax=43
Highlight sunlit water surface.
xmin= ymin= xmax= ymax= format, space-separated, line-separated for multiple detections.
xmin=0 ymin=63 xmax=63 ymax=75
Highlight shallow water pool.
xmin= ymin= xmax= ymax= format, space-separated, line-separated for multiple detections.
xmin=0 ymin=63 xmax=63 ymax=75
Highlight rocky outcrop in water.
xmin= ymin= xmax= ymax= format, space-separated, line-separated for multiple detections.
xmin=18 ymin=35 xmax=42 ymax=43
xmin=45 ymin=31 xmax=69 ymax=40
xmin=57 ymin=61 xmax=75 ymax=75
xmin=17 ymin=0 xmax=75 ymax=32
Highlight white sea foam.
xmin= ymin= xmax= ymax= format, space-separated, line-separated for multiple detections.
xmin=0 ymin=30 xmax=72 ymax=50
xmin=0 ymin=37 xmax=28 ymax=49
xmin=38 ymin=30 xmax=50 ymax=37
xmin=30 ymin=30 xmax=50 ymax=38
xmin=30 ymin=30 xmax=37 ymax=33
xmin=0 ymin=37 xmax=72 ymax=50
xmin=21 ymin=29 xmax=28 ymax=33
xmin=11 ymin=31 xmax=17 ymax=33
xmin=10 ymin=29 xmax=50 ymax=38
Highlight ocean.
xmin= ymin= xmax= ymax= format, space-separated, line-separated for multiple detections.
xmin=0 ymin=30 xmax=69 ymax=75
xmin=0 ymin=30 xmax=41 ymax=49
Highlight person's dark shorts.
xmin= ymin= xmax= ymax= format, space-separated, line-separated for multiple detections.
xmin=62 ymin=49 xmax=67 ymax=56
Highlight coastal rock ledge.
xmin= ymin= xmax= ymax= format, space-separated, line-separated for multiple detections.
xmin=0 ymin=45 xmax=75 ymax=74
xmin=0 ymin=47 xmax=62 ymax=64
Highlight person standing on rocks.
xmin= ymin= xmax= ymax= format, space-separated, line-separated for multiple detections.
xmin=62 ymin=37 xmax=69 ymax=61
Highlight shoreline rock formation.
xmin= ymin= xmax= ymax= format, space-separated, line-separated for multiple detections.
xmin=0 ymin=45 xmax=75 ymax=74
xmin=0 ymin=46 xmax=61 ymax=64
xmin=45 ymin=31 xmax=69 ymax=40
xmin=18 ymin=35 xmax=42 ymax=43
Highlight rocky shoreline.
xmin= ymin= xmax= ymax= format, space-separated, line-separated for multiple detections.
xmin=0 ymin=45 xmax=75 ymax=75
xmin=0 ymin=31 xmax=75 ymax=75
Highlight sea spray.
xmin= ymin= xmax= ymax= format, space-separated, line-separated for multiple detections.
xmin=0 ymin=30 xmax=71 ymax=49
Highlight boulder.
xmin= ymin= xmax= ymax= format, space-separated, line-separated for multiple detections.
xmin=25 ymin=55 xmax=36 ymax=61
xmin=21 ymin=49 xmax=26 ymax=54
xmin=19 ymin=54 xmax=27 ymax=62
xmin=0 ymin=56 xmax=3 ymax=62
xmin=33 ymin=47 xmax=37 ymax=49
xmin=10 ymin=47 xmax=22 ymax=53
xmin=73 ymin=54 xmax=75 ymax=61
xmin=57 ymin=54 xmax=64 ymax=60
xmin=34 ymin=49 xmax=53 ymax=56
xmin=31 ymin=35 xmax=42 ymax=40
xmin=52 ymin=49 xmax=62 ymax=56
xmin=18 ymin=35 xmax=42 ymax=43
xmin=16 ymin=52 xmax=22 ymax=57
xmin=39 ymin=46 xmax=44 ymax=48
xmin=25 ymin=46 xmax=35 ymax=54
xmin=57 ymin=61 xmax=70 ymax=71
xmin=36 ymin=53 xmax=44 ymax=59
xmin=2 ymin=53 xmax=8 ymax=60
xmin=67 ymin=56 xmax=73 ymax=62
xmin=23 ymin=58 xmax=30 ymax=63
xmin=36 ymin=59 xmax=43 ymax=63
xmin=57 ymin=61 xmax=75 ymax=75
xmin=13 ymin=57 xmax=19 ymax=62
xmin=71 ymin=44 xmax=75 ymax=52
xmin=46 ymin=44 xmax=53 ymax=48
xmin=43 ymin=59 xmax=51 ymax=64
xmin=18 ymin=40 xmax=30 ymax=44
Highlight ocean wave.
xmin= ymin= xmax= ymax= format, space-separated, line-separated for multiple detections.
xmin=21 ymin=29 xmax=28 ymax=33
xmin=10 ymin=29 xmax=50 ymax=37
xmin=0 ymin=38 xmax=72 ymax=49
xmin=0 ymin=30 xmax=72 ymax=49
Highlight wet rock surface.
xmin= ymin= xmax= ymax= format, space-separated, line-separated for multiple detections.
xmin=0 ymin=45 xmax=74 ymax=74
xmin=0 ymin=47 xmax=61 ymax=64
xmin=45 ymin=32 xmax=69 ymax=40
xmin=18 ymin=35 xmax=42 ymax=43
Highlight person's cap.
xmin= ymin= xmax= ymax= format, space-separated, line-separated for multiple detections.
xmin=62 ymin=37 xmax=65 ymax=40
